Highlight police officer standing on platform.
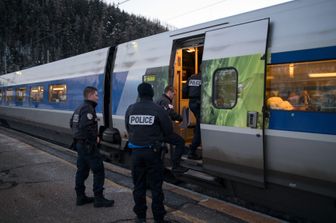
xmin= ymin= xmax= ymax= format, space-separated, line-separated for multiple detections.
xmin=184 ymin=73 xmax=202 ymax=160
xmin=70 ymin=86 xmax=114 ymax=207
xmin=125 ymin=82 xmax=172 ymax=223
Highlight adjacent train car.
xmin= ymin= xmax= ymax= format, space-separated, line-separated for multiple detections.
xmin=0 ymin=49 xmax=109 ymax=145
xmin=1 ymin=0 xmax=335 ymax=220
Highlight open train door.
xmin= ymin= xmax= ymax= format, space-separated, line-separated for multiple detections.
xmin=200 ymin=19 xmax=269 ymax=186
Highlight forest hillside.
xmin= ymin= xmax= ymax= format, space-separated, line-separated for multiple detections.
xmin=0 ymin=0 xmax=168 ymax=74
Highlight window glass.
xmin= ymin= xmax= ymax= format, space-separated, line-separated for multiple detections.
xmin=49 ymin=84 xmax=67 ymax=102
xmin=5 ymin=88 xmax=14 ymax=103
xmin=30 ymin=86 xmax=44 ymax=102
xmin=16 ymin=87 xmax=26 ymax=102
xmin=213 ymin=68 xmax=238 ymax=109
xmin=142 ymin=73 xmax=162 ymax=100
xmin=266 ymin=60 xmax=336 ymax=112
xmin=0 ymin=89 xmax=3 ymax=102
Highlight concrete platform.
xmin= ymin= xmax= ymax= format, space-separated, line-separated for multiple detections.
xmin=0 ymin=133 xmax=139 ymax=223
xmin=0 ymin=130 xmax=284 ymax=223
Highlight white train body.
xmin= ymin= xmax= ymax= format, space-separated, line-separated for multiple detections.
xmin=1 ymin=0 xmax=335 ymax=202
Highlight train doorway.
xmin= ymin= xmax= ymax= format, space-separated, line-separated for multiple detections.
xmin=171 ymin=36 xmax=204 ymax=146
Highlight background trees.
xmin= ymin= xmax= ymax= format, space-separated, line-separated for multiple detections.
xmin=0 ymin=0 xmax=168 ymax=74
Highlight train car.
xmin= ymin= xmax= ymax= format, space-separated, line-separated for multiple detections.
xmin=0 ymin=48 xmax=110 ymax=145
xmin=1 ymin=0 xmax=335 ymax=220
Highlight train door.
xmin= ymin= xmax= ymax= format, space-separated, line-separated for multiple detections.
xmin=200 ymin=19 xmax=269 ymax=185
xmin=171 ymin=36 xmax=204 ymax=144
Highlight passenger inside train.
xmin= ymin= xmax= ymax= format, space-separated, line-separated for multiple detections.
xmin=266 ymin=60 xmax=336 ymax=112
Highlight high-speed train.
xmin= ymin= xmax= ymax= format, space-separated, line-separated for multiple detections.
xmin=1 ymin=0 xmax=335 ymax=220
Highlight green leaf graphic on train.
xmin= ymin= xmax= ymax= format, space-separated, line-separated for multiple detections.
xmin=202 ymin=54 xmax=264 ymax=128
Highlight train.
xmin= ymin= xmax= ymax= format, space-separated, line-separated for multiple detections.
xmin=1 ymin=0 xmax=335 ymax=221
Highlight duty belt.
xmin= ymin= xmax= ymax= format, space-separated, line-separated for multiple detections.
xmin=128 ymin=142 xmax=151 ymax=149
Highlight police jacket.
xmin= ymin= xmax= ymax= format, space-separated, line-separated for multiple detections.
xmin=125 ymin=97 xmax=173 ymax=146
xmin=156 ymin=94 xmax=183 ymax=122
xmin=184 ymin=74 xmax=202 ymax=104
xmin=70 ymin=100 xmax=98 ymax=144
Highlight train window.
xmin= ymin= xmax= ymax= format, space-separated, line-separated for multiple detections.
xmin=213 ymin=68 xmax=238 ymax=109
xmin=15 ymin=87 xmax=26 ymax=102
xmin=48 ymin=84 xmax=67 ymax=103
xmin=5 ymin=88 xmax=14 ymax=103
xmin=267 ymin=60 xmax=336 ymax=112
xmin=30 ymin=86 xmax=44 ymax=102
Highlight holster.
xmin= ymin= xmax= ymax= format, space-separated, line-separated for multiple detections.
xmin=86 ymin=142 xmax=97 ymax=153
xmin=152 ymin=141 xmax=168 ymax=160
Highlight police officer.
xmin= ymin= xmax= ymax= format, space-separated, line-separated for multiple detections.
xmin=156 ymin=85 xmax=188 ymax=173
xmin=125 ymin=82 xmax=172 ymax=223
xmin=70 ymin=86 xmax=114 ymax=207
xmin=184 ymin=73 xmax=202 ymax=160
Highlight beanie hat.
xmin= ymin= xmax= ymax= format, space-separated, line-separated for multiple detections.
xmin=137 ymin=82 xmax=154 ymax=98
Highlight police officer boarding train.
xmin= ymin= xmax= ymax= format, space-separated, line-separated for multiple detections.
xmin=125 ymin=82 xmax=173 ymax=223
xmin=183 ymin=73 xmax=202 ymax=160
xmin=156 ymin=86 xmax=189 ymax=173
xmin=70 ymin=86 xmax=114 ymax=207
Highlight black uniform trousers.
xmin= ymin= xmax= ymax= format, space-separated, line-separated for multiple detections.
xmin=75 ymin=142 xmax=105 ymax=196
xmin=189 ymin=101 xmax=201 ymax=152
xmin=131 ymin=148 xmax=166 ymax=221
xmin=164 ymin=133 xmax=185 ymax=168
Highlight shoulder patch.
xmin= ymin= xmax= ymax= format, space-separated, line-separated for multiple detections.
xmin=87 ymin=113 xmax=93 ymax=120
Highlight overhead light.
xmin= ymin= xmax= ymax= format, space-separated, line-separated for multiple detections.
xmin=52 ymin=87 xmax=65 ymax=91
xmin=186 ymin=48 xmax=195 ymax=53
xmin=131 ymin=41 xmax=138 ymax=48
xmin=308 ymin=72 xmax=336 ymax=78
xmin=289 ymin=64 xmax=294 ymax=78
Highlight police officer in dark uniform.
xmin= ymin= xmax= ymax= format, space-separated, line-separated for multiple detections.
xmin=70 ymin=86 xmax=114 ymax=207
xmin=156 ymin=85 xmax=188 ymax=173
xmin=125 ymin=82 xmax=172 ymax=223
xmin=184 ymin=73 xmax=202 ymax=160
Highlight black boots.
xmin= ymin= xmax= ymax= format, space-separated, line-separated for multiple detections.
xmin=94 ymin=195 xmax=114 ymax=208
xmin=187 ymin=152 xmax=201 ymax=160
xmin=77 ymin=193 xmax=114 ymax=207
xmin=76 ymin=194 xmax=94 ymax=206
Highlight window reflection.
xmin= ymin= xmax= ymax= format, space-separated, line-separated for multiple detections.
xmin=5 ymin=88 xmax=14 ymax=104
xmin=213 ymin=68 xmax=238 ymax=109
xmin=266 ymin=60 xmax=336 ymax=112
xmin=30 ymin=86 xmax=44 ymax=102
xmin=16 ymin=87 xmax=26 ymax=102
xmin=49 ymin=84 xmax=67 ymax=102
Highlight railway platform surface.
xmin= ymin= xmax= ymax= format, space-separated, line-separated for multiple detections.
xmin=0 ymin=130 xmax=285 ymax=223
